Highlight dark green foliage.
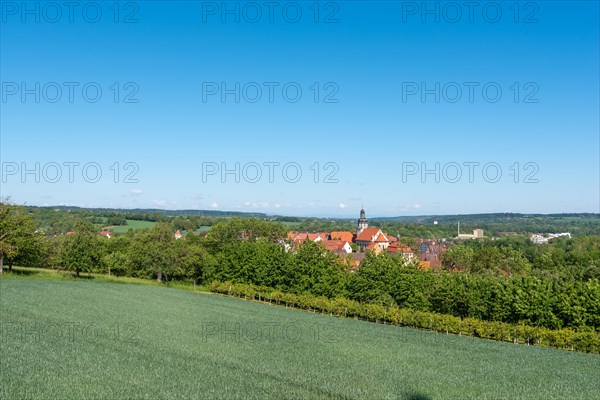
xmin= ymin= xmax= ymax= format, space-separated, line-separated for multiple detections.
xmin=204 ymin=237 xmax=347 ymax=298
xmin=0 ymin=202 xmax=46 ymax=272
xmin=54 ymin=220 xmax=102 ymax=277
xmin=196 ymin=220 xmax=600 ymax=331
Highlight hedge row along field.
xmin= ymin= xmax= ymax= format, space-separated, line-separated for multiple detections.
xmin=209 ymin=281 xmax=600 ymax=354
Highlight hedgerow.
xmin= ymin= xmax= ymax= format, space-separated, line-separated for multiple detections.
xmin=210 ymin=281 xmax=600 ymax=354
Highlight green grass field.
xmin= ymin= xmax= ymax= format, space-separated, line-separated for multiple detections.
xmin=193 ymin=225 xmax=211 ymax=233
xmin=108 ymin=219 xmax=157 ymax=234
xmin=1 ymin=275 xmax=599 ymax=399
xmin=281 ymin=221 xmax=304 ymax=226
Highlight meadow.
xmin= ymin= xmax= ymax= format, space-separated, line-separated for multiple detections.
xmin=1 ymin=274 xmax=599 ymax=399
xmin=108 ymin=219 xmax=157 ymax=234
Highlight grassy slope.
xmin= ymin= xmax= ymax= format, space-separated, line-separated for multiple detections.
xmin=1 ymin=276 xmax=599 ymax=399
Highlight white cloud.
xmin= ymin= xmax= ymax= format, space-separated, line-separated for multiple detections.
xmin=130 ymin=188 xmax=143 ymax=196
xmin=210 ymin=202 xmax=219 ymax=209
xmin=339 ymin=203 xmax=347 ymax=209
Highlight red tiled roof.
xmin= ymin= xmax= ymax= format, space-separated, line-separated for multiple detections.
xmin=356 ymin=228 xmax=390 ymax=244
xmin=387 ymin=247 xmax=412 ymax=254
xmin=375 ymin=234 xmax=389 ymax=243
xmin=387 ymin=242 xmax=413 ymax=253
xmin=330 ymin=231 xmax=354 ymax=242
xmin=355 ymin=227 xmax=381 ymax=242
xmin=290 ymin=232 xmax=326 ymax=243
xmin=322 ymin=240 xmax=345 ymax=251
xmin=293 ymin=234 xmax=308 ymax=243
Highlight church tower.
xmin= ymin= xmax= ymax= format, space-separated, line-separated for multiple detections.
xmin=357 ymin=207 xmax=368 ymax=235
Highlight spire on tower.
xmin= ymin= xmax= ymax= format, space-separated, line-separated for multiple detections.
xmin=357 ymin=207 xmax=368 ymax=234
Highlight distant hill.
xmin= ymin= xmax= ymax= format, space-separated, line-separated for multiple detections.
xmin=22 ymin=206 xmax=600 ymax=236
xmin=371 ymin=213 xmax=600 ymax=224
xmin=24 ymin=206 xmax=599 ymax=222
xmin=26 ymin=205 xmax=267 ymax=218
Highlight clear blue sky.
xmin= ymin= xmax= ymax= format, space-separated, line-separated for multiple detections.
xmin=1 ymin=1 xmax=598 ymax=217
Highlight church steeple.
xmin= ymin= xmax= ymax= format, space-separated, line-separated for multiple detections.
xmin=357 ymin=207 xmax=368 ymax=234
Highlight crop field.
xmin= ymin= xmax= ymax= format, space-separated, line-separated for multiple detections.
xmin=108 ymin=219 xmax=156 ymax=234
xmin=1 ymin=276 xmax=599 ymax=399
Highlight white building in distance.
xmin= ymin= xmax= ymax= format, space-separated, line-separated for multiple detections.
xmin=456 ymin=222 xmax=484 ymax=239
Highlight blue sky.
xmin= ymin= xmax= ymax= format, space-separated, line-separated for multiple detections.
xmin=1 ymin=1 xmax=598 ymax=217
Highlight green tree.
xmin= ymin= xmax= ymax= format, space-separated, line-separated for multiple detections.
xmin=0 ymin=202 xmax=40 ymax=274
xmin=102 ymin=251 xmax=130 ymax=276
xmin=175 ymin=240 xmax=211 ymax=285
xmin=440 ymin=245 xmax=475 ymax=272
xmin=56 ymin=219 xmax=102 ymax=277
xmin=128 ymin=223 xmax=176 ymax=282
xmin=205 ymin=217 xmax=286 ymax=251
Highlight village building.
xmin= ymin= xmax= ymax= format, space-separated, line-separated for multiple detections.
xmin=286 ymin=208 xmax=424 ymax=267
xmin=456 ymin=222 xmax=484 ymax=239
xmin=330 ymin=231 xmax=354 ymax=243
xmin=417 ymin=239 xmax=447 ymax=269
xmin=288 ymin=232 xmax=329 ymax=244
xmin=353 ymin=208 xmax=393 ymax=250
xmin=386 ymin=241 xmax=414 ymax=259
xmin=322 ymin=240 xmax=353 ymax=254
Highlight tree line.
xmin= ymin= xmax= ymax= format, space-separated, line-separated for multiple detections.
xmin=1 ymin=202 xmax=598 ymax=333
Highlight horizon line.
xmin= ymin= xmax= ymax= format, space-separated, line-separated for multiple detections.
xmin=16 ymin=202 xmax=600 ymax=220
